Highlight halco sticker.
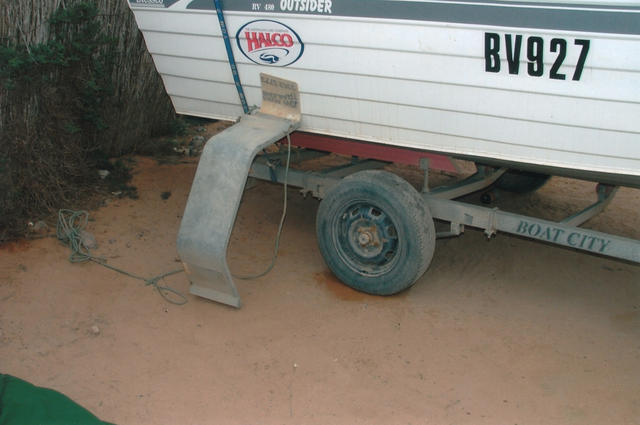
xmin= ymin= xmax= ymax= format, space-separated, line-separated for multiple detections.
xmin=236 ymin=20 xmax=304 ymax=67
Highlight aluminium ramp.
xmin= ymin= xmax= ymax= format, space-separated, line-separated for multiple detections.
xmin=177 ymin=113 xmax=298 ymax=307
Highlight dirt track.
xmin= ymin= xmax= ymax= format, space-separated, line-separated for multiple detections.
xmin=1 ymin=138 xmax=639 ymax=424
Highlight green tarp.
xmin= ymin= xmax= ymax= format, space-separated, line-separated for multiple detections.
xmin=0 ymin=374 xmax=113 ymax=425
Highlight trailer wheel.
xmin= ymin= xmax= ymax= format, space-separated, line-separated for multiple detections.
xmin=495 ymin=169 xmax=550 ymax=193
xmin=316 ymin=170 xmax=435 ymax=295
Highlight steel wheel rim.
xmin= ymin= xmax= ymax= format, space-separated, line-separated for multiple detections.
xmin=332 ymin=201 xmax=400 ymax=277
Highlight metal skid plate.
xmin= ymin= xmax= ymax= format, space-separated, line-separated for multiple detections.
xmin=177 ymin=74 xmax=300 ymax=307
xmin=258 ymin=73 xmax=301 ymax=121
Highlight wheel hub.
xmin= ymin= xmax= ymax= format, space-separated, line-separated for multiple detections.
xmin=336 ymin=203 xmax=400 ymax=275
xmin=357 ymin=231 xmax=371 ymax=246
xmin=356 ymin=226 xmax=379 ymax=247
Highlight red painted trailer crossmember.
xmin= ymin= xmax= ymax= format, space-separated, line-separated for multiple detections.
xmin=287 ymin=132 xmax=457 ymax=173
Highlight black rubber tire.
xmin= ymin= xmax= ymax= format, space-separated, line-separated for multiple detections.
xmin=316 ymin=170 xmax=436 ymax=295
xmin=494 ymin=169 xmax=550 ymax=193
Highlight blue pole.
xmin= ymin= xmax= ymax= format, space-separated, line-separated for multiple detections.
xmin=213 ymin=0 xmax=249 ymax=114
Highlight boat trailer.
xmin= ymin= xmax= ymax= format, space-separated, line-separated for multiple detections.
xmin=178 ymin=75 xmax=639 ymax=308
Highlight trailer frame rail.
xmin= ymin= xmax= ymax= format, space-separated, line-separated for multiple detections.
xmin=248 ymin=147 xmax=640 ymax=264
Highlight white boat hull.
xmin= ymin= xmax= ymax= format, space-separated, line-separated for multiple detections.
xmin=128 ymin=0 xmax=640 ymax=187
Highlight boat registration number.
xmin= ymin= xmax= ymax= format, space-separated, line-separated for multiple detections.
xmin=484 ymin=33 xmax=591 ymax=81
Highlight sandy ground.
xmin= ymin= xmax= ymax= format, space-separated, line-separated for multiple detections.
xmin=1 ymin=128 xmax=639 ymax=424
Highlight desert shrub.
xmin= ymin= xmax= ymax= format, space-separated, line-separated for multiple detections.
xmin=0 ymin=0 xmax=175 ymax=241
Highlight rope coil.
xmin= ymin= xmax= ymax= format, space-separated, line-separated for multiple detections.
xmin=56 ymin=209 xmax=187 ymax=305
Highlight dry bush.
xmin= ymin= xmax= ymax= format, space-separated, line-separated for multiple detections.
xmin=0 ymin=0 xmax=175 ymax=241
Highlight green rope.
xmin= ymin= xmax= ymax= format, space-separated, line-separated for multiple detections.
xmin=56 ymin=209 xmax=187 ymax=305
